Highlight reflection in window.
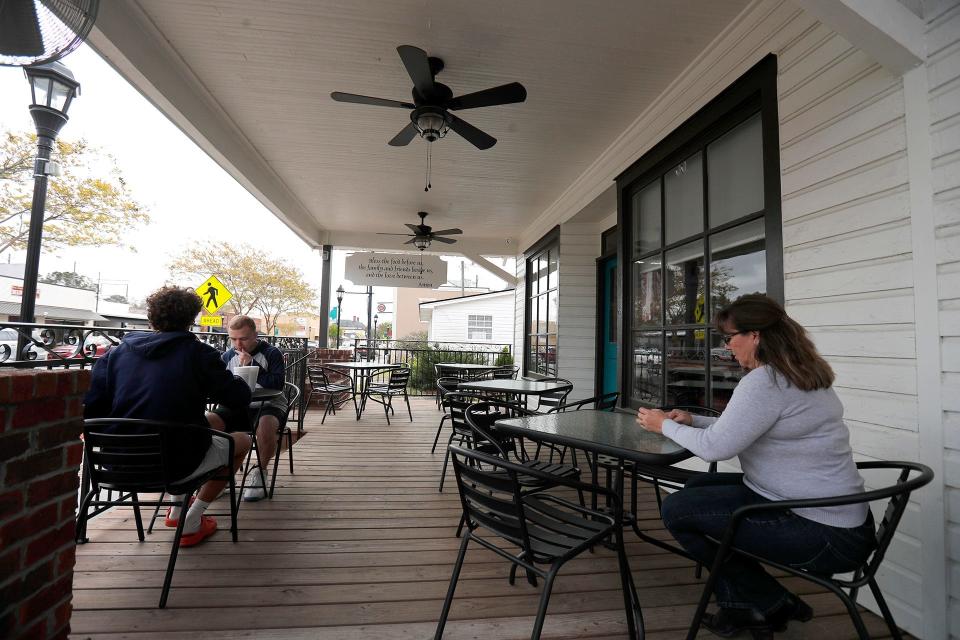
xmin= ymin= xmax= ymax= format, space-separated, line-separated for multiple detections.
xmin=632 ymin=181 xmax=661 ymax=255
xmin=666 ymin=241 xmax=704 ymax=325
xmin=633 ymin=261 xmax=661 ymax=326
xmin=632 ymin=332 xmax=661 ymax=404
xmin=665 ymin=329 xmax=707 ymax=407
xmin=665 ymin=152 xmax=703 ymax=244
xmin=709 ymin=331 xmax=745 ymax=412
xmin=710 ymin=219 xmax=766 ymax=317
xmin=526 ymin=242 xmax=559 ymax=377
xmin=708 ymin=114 xmax=764 ymax=227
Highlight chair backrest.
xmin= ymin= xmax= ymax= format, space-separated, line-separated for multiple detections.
xmin=449 ymin=445 xmax=530 ymax=549
xmin=492 ymin=365 xmax=519 ymax=380
xmin=443 ymin=392 xmax=486 ymax=436
xmin=282 ymin=381 xmax=301 ymax=424
xmin=463 ymin=400 xmax=534 ymax=459
xmin=436 ymin=376 xmax=461 ymax=397
xmin=550 ymin=391 xmax=620 ymax=413
xmin=532 ymin=377 xmax=573 ymax=412
xmin=857 ymin=461 xmax=934 ymax=585
xmin=309 ymin=365 xmax=345 ymax=390
xmin=83 ymin=418 xmax=195 ymax=492
xmin=387 ymin=365 xmax=411 ymax=390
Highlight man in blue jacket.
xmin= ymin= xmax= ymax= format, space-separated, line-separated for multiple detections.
xmin=206 ymin=315 xmax=287 ymax=502
xmin=84 ymin=286 xmax=252 ymax=546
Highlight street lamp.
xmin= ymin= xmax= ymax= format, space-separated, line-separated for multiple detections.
xmin=18 ymin=62 xmax=80 ymax=358
xmin=335 ymin=285 xmax=345 ymax=348
xmin=372 ymin=313 xmax=379 ymax=362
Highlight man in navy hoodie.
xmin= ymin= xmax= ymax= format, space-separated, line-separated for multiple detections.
xmin=84 ymin=286 xmax=252 ymax=546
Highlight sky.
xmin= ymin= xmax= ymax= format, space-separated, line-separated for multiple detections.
xmin=0 ymin=44 xmax=510 ymax=324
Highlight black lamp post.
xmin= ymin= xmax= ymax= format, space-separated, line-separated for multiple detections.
xmin=18 ymin=62 xmax=80 ymax=358
xmin=335 ymin=285 xmax=345 ymax=348
xmin=372 ymin=313 xmax=379 ymax=362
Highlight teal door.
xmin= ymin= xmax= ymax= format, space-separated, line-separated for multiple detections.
xmin=600 ymin=256 xmax=619 ymax=395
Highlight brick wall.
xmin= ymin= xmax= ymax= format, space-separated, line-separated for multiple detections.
xmin=0 ymin=369 xmax=90 ymax=640
xmin=306 ymin=349 xmax=353 ymax=408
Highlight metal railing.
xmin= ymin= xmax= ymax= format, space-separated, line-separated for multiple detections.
xmin=0 ymin=322 xmax=310 ymax=433
xmin=348 ymin=338 xmax=514 ymax=395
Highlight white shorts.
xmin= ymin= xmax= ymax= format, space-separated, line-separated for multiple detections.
xmin=175 ymin=436 xmax=233 ymax=484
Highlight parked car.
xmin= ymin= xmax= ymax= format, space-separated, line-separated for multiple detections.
xmin=711 ymin=346 xmax=735 ymax=361
xmin=50 ymin=334 xmax=115 ymax=359
xmin=0 ymin=328 xmax=48 ymax=361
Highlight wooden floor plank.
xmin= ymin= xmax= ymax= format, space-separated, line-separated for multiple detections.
xmin=71 ymin=396 xmax=905 ymax=639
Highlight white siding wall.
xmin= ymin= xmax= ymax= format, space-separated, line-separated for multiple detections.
xmin=556 ymin=223 xmax=603 ymax=398
xmin=508 ymin=0 xmax=955 ymax=634
xmin=426 ymin=294 xmax=514 ymax=345
xmin=925 ymin=1 xmax=960 ymax=636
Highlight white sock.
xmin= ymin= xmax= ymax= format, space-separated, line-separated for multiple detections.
xmin=183 ymin=498 xmax=210 ymax=534
xmin=168 ymin=494 xmax=185 ymax=519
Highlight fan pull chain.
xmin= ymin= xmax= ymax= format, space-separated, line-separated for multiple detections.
xmin=424 ymin=144 xmax=433 ymax=191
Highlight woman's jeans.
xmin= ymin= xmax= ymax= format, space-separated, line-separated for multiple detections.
xmin=660 ymin=472 xmax=876 ymax=613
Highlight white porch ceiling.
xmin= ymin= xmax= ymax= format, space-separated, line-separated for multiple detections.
xmin=88 ymin=0 xmax=750 ymax=254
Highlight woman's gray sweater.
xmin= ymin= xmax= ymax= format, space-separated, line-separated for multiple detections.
xmin=661 ymin=365 xmax=868 ymax=527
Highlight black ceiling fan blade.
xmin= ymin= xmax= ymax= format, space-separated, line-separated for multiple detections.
xmin=403 ymin=237 xmax=419 ymax=245
xmin=432 ymin=236 xmax=457 ymax=244
xmin=447 ymin=82 xmax=527 ymax=110
xmin=447 ymin=113 xmax=497 ymax=150
xmin=388 ymin=122 xmax=419 ymax=147
xmin=430 ymin=228 xmax=463 ymax=236
xmin=397 ymin=45 xmax=435 ymax=98
xmin=376 ymin=232 xmax=415 ymax=236
xmin=405 ymin=223 xmax=423 ymax=234
xmin=331 ymin=92 xmax=415 ymax=109
xmin=0 ymin=1 xmax=44 ymax=56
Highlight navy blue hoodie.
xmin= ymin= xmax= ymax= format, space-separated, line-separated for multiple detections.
xmin=84 ymin=331 xmax=251 ymax=479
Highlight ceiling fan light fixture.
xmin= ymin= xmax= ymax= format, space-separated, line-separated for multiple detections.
xmin=412 ymin=236 xmax=431 ymax=251
xmin=414 ymin=107 xmax=449 ymax=142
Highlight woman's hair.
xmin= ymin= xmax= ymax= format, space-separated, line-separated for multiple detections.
xmin=715 ymin=294 xmax=834 ymax=391
xmin=146 ymin=286 xmax=203 ymax=332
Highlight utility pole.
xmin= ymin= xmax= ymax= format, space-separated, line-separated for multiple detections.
xmin=460 ymin=261 xmax=465 ymax=297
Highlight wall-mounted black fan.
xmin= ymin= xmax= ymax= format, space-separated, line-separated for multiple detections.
xmin=0 ymin=0 xmax=100 ymax=67
xmin=331 ymin=45 xmax=526 ymax=150
xmin=377 ymin=212 xmax=462 ymax=251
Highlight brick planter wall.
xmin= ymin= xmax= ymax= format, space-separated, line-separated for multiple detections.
xmin=0 ymin=369 xmax=90 ymax=640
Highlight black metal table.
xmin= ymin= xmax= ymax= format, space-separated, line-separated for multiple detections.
xmin=495 ymin=409 xmax=695 ymax=558
xmin=457 ymin=378 xmax=571 ymax=407
xmin=436 ymin=362 xmax=500 ymax=379
xmin=328 ymin=361 xmax=402 ymax=419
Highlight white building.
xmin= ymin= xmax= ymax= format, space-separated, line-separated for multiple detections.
xmin=0 ymin=264 xmax=105 ymax=324
xmin=419 ymin=289 xmax=514 ymax=345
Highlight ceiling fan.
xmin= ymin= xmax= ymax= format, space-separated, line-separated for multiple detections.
xmin=0 ymin=0 xmax=100 ymax=67
xmin=331 ymin=45 xmax=527 ymax=151
xmin=377 ymin=211 xmax=462 ymax=251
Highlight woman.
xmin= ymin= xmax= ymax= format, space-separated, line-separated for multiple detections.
xmin=636 ymin=294 xmax=875 ymax=638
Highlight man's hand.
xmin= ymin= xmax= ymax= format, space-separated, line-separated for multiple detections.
xmin=237 ymin=348 xmax=253 ymax=366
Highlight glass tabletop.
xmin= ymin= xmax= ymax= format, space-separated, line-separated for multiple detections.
xmin=458 ymin=379 xmax=570 ymax=395
xmin=496 ymin=410 xmax=690 ymax=465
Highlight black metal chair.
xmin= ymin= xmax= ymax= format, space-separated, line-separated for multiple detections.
xmin=529 ymin=376 xmax=573 ymax=413
xmin=267 ymin=381 xmax=301 ymax=498
xmin=363 ymin=365 xmax=412 ymax=425
xmin=76 ymin=419 xmax=240 ymax=608
xmin=492 ymin=365 xmax=520 ymax=380
xmin=436 ymin=445 xmax=642 ymax=639
xmin=434 ymin=391 xmax=486 ymax=492
xmin=435 ymin=376 xmax=461 ymax=413
xmin=307 ymin=365 xmax=357 ymax=424
xmin=685 ymin=461 xmax=934 ymax=640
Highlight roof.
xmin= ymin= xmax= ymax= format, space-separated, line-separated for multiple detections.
xmin=0 ymin=302 xmax=108 ymax=322
xmin=418 ymin=289 xmax=515 ymax=309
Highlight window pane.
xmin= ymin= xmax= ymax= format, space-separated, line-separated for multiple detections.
xmin=537 ymin=296 xmax=548 ymax=333
xmin=547 ymin=250 xmax=558 ymax=289
xmin=632 ymin=181 xmax=661 ymax=256
xmin=546 ymin=333 xmax=557 ymax=375
xmin=632 ymin=331 xmax=662 ymax=404
xmin=528 ymin=337 xmax=539 ymax=374
xmin=665 ymin=241 xmax=704 ymax=325
xmin=609 ymin=267 xmax=618 ymax=342
xmin=709 ymin=219 xmax=766 ymax=318
xmin=538 ymin=256 xmax=548 ymax=294
xmin=665 ymin=329 xmax=706 ymax=407
xmin=665 ymin=152 xmax=703 ymax=244
xmin=548 ymin=291 xmax=559 ymax=334
xmin=632 ymin=261 xmax=661 ymax=326
xmin=708 ymin=114 xmax=764 ymax=227
xmin=709 ymin=330 xmax=745 ymax=412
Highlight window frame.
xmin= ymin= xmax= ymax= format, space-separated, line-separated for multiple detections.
xmin=524 ymin=226 xmax=560 ymax=378
xmin=615 ymin=54 xmax=783 ymax=409
xmin=467 ymin=314 xmax=493 ymax=341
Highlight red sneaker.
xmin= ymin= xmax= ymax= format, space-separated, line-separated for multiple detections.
xmin=164 ymin=496 xmax=196 ymax=528
xmin=179 ymin=515 xmax=217 ymax=547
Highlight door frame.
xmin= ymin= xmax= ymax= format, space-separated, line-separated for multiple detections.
xmin=594 ymin=225 xmax=619 ymax=399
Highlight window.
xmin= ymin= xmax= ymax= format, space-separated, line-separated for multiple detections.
xmin=467 ymin=314 xmax=493 ymax=341
xmin=617 ymin=56 xmax=782 ymax=411
xmin=525 ymin=230 xmax=559 ymax=377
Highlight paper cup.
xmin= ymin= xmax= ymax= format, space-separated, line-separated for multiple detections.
xmin=235 ymin=365 xmax=259 ymax=391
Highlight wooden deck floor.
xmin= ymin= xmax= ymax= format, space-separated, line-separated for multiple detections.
xmin=72 ymin=397 xmax=903 ymax=639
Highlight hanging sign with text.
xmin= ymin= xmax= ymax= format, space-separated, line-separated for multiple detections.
xmin=344 ymin=253 xmax=448 ymax=289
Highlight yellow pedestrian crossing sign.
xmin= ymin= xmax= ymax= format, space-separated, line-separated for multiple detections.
xmin=196 ymin=276 xmax=232 ymax=314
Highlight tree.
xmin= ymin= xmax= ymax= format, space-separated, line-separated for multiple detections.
xmin=375 ymin=321 xmax=392 ymax=339
xmin=0 ymin=131 xmax=149 ymax=254
xmin=168 ymin=242 xmax=317 ymax=334
xmin=104 ymin=294 xmax=129 ymax=303
xmin=328 ymin=322 xmax=339 ymax=342
xmin=39 ymin=270 xmax=96 ymax=291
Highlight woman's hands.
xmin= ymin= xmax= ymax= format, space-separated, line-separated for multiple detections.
xmin=636 ymin=407 xmax=694 ymax=434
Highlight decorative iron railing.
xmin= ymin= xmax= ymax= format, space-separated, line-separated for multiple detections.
xmin=348 ymin=338 xmax=514 ymax=395
xmin=0 ymin=322 xmax=310 ymax=433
